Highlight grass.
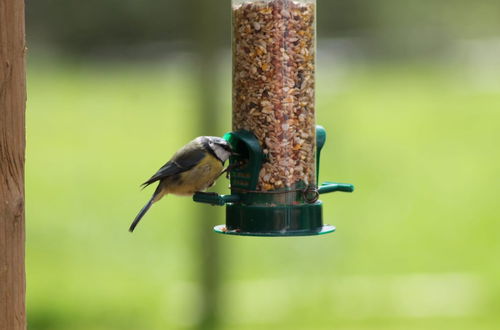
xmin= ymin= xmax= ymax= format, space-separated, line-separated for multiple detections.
xmin=25 ymin=57 xmax=500 ymax=329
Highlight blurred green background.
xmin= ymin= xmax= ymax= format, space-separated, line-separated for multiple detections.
xmin=25 ymin=0 xmax=500 ymax=329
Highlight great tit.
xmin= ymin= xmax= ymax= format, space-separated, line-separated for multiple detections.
xmin=129 ymin=136 xmax=233 ymax=232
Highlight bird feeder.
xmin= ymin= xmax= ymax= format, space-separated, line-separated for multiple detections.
xmin=193 ymin=0 xmax=353 ymax=236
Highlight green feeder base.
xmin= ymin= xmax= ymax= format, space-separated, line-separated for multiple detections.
xmin=214 ymin=224 xmax=335 ymax=237
xmin=213 ymin=201 xmax=336 ymax=237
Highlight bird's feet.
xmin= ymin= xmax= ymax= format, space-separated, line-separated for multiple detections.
xmin=220 ymin=161 xmax=245 ymax=179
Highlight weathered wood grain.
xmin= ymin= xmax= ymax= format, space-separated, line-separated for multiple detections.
xmin=0 ymin=0 xmax=27 ymax=329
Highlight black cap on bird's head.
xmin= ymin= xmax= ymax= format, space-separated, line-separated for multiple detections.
xmin=200 ymin=136 xmax=233 ymax=163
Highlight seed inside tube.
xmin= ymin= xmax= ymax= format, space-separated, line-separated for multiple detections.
xmin=233 ymin=0 xmax=316 ymax=191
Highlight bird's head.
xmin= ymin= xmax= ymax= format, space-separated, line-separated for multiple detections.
xmin=203 ymin=136 xmax=233 ymax=163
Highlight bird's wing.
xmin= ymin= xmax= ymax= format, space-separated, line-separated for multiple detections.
xmin=141 ymin=147 xmax=206 ymax=187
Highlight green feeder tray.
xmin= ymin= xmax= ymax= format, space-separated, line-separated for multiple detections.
xmin=193 ymin=126 xmax=354 ymax=237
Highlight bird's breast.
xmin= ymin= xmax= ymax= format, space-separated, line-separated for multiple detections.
xmin=165 ymin=154 xmax=223 ymax=195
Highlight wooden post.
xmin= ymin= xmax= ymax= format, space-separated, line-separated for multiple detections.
xmin=0 ymin=0 xmax=27 ymax=329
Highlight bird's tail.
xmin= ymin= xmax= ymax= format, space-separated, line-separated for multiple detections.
xmin=129 ymin=186 xmax=162 ymax=232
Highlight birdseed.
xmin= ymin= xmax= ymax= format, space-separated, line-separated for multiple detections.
xmin=232 ymin=0 xmax=316 ymax=191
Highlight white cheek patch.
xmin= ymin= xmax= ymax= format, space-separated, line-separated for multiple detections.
xmin=214 ymin=146 xmax=231 ymax=163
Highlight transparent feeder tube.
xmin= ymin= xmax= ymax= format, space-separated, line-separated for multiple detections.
xmin=232 ymin=0 xmax=317 ymax=192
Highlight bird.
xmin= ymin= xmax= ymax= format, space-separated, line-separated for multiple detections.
xmin=129 ymin=136 xmax=233 ymax=232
